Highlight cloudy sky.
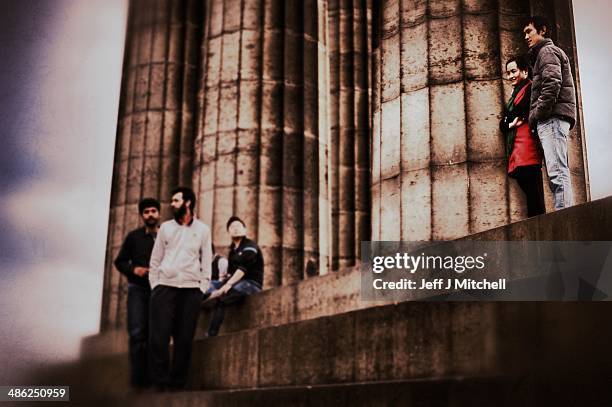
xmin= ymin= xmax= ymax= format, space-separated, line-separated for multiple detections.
xmin=0 ymin=0 xmax=127 ymax=382
xmin=0 ymin=0 xmax=610 ymax=383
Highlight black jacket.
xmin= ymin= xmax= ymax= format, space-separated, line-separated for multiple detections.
xmin=228 ymin=237 xmax=264 ymax=287
xmin=114 ymin=227 xmax=156 ymax=288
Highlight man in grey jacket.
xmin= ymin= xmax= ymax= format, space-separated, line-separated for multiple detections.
xmin=148 ymin=186 xmax=212 ymax=390
xmin=524 ymin=15 xmax=577 ymax=210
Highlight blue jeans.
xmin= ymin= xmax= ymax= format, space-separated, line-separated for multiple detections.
xmin=127 ymin=283 xmax=150 ymax=387
xmin=537 ymin=117 xmax=574 ymax=210
xmin=207 ymin=279 xmax=261 ymax=337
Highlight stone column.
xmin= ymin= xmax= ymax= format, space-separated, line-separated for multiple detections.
xmin=101 ymin=0 xmax=202 ymax=331
xmin=193 ymin=0 xmax=330 ymax=288
xmin=328 ymin=0 xmax=371 ymax=268
xmin=258 ymin=0 xmax=284 ymax=287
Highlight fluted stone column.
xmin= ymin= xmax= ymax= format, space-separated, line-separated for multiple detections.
xmin=193 ymin=0 xmax=331 ymax=288
xmin=328 ymin=0 xmax=371 ymax=269
xmin=101 ymin=0 xmax=202 ymax=331
xmin=371 ymin=0 xmax=588 ymax=241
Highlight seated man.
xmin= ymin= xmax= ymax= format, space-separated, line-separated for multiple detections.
xmin=204 ymin=216 xmax=264 ymax=337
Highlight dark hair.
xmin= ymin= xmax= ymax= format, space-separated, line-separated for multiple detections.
xmin=226 ymin=216 xmax=246 ymax=230
xmin=171 ymin=186 xmax=196 ymax=211
xmin=138 ymin=197 xmax=160 ymax=214
xmin=506 ymin=55 xmax=530 ymax=72
xmin=523 ymin=15 xmax=550 ymax=37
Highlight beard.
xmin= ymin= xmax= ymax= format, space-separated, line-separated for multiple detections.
xmin=144 ymin=217 xmax=158 ymax=228
xmin=173 ymin=202 xmax=188 ymax=222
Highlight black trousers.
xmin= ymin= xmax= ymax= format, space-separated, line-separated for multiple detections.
xmin=148 ymin=285 xmax=202 ymax=388
xmin=511 ymin=165 xmax=546 ymax=217
xmin=127 ymin=284 xmax=150 ymax=387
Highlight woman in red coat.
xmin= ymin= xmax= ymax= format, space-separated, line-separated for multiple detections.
xmin=500 ymin=56 xmax=545 ymax=217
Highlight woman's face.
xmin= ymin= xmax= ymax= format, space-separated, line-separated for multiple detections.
xmin=506 ymin=61 xmax=528 ymax=87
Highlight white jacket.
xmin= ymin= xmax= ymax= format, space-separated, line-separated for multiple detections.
xmin=149 ymin=218 xmax=212 ymax=293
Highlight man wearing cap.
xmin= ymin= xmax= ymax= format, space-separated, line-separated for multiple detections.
xmin=205 ymin=216 xmax=264 ymax=337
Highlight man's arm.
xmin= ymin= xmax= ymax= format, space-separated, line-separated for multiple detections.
xmin=534 ymin=48 xmax=562 ymax=122
xmin=217 ymin=269 xmax=245 ymax=295
xmin=148 ymin=224 xmax=165 ymax=289
xmin=114 ymin=233 xmax=133 ymax=277
xmin=217 ymin=246 xmax=259 ymax=294
xmin=200 ymin=225 xmax=213 ymax=293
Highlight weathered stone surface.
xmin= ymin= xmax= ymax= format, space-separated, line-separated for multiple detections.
xmin=370 ymin=0 xmax=589 ymax=251
xmin=73 ymin=300 xmax=612 ymax=401
xmin=103 ymin=0 xmax=589 ymax=339
xmin=90 ymin=196 xmax=612 ymax=362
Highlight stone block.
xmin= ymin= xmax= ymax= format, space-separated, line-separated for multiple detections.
xmin=381 ymin=32 xmax=400 ymax=102
xmin=430 ymin=83 xmax=467 ymax=165
xmin=401 ymin=168 xmax=432 ymax=240
xmin=401 ymin=89 xmax=430 ymax=171
xmin=432 ymin=163 xmax=469 ymax=239
xmin=465 ymin=79 xmax=504 ymax=161
xmin=380 ymin=175 xmax=401 ymax=240
xmin=223 ymin=0 xmax=241 ymax=32
xmin=428 ymin=16 xmax=462 ymax=84
xmin=218 ymin=83 xmax=239 ymax=132
xmin=400 ymin=22 xmax=428 ymax=92
xmin=429 ymin=0 xmax=461 ymax=18
xmin=469 ymin=161 xmax=509 ymax=234
xmin=380 ymin=97 xmax=401 ymax=180
xmin=463 ymin=12 xmax=499 ymax=80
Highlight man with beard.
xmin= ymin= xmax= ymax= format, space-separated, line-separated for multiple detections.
xmin=114 ymin=197 xmax=160 ymax=389
xmin=148 ymin=186 xmax=212 ymax=390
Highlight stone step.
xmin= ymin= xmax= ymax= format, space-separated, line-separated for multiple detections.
xmin=48 ymin=301 xmax=612 ymax=403
xmin=81 ymin=196 xmax=612 ymax=358
xmin=33 ymin=372 xmax=612 ymax=406
xmin=123 ymin=376 xmax=612 ymax=407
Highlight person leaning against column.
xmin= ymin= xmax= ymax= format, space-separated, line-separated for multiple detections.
xmin=499 ymin=56 xmax=545 ymax=217
xmin=524 ymin=15 xmax=577 ymax=210
xmin=148 ymin=186 xmax=212 ymax=391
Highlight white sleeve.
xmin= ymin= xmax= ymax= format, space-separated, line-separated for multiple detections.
xmin=218 ymin=257 xmax=228 ymax=279
xmin=200 ymin=225 xmax=212 ymax=293
xmin=148 ymin=224 xmax=165 ymax=289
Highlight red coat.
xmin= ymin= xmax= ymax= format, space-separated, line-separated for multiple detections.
xmin=503 ymin=81 xmax=543 ymax=174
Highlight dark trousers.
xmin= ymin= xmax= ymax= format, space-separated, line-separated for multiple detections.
xmin=148 ymin=285 xmax=203 ymax=388
xmin=207 ymin=279 xmax=261 ymax=337
xmin=127 ymin=283 xmax=150 ymax=387
xmin=512 ymin=165 xmax=546 ymax=217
